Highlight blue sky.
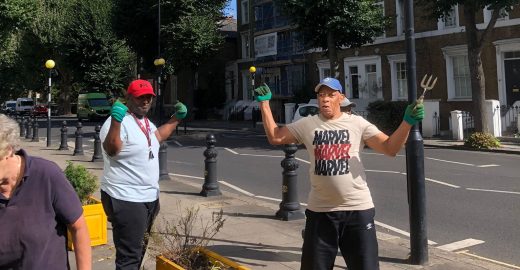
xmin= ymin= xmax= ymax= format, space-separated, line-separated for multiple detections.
xmin=225 ymin=0 xmax=237 ymax=18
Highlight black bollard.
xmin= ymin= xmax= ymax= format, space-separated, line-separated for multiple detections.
xmin=159 ymin=142 xmax=170 ymax=180
xmin=276 ymin=143 xmax=305 ymax=221
xmin=25 ymin=117 xmax=33 ymax=139
xmin=91 ymin=125 xmax=103 ymax=162
xmin=200 ymin=134 xmax=221 ymax=197
xmin=59 ymin=121 xmax=69 ymax=150
xmin=17 ymin=116 xmax=24 ymax=137
xmin=73 ymin=121 xmax=84 ymax=156
xmin=31 ymin=115 xmax=39 ymax=142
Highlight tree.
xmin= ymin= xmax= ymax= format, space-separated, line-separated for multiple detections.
xmin=419 ymin=0 xmax=519 ymax=132
xmin=64 ymin=0 xmax=134 ymax=97
xmin=274 ymin=0 xmax=388 ymax=78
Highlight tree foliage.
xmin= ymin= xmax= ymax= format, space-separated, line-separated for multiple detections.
xmin=418 ymin=0 xmax=520 ymax=132
xmin=275 ymin=0 xmax=388 ymax=77
xmin=65 ymin=0 xmax=134 ymax=95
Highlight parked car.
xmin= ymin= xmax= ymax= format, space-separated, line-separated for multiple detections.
xmin=77 ymin=92 xmax=111 ymax=121
xmin=31 ymin=104 xmax=48 ymax=117
xmin=292 ymin=103 xmax=320 ymax=123
xmin=15 ymin=97 xmax=34 ymax=115
xmin=2 ymin=100 xmax=16 ymax=115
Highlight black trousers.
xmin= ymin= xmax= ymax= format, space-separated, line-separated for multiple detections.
xmin=301 ymin=208 xmax=379 ymax=270
xmin=101 ymin=190 xmax=160 ymax=270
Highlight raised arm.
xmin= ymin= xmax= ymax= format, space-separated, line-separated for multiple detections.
xmin=255 ymin=84 xmax=297 ymax=145
xmin=365 ymin=103 xmax=424 ymax=156
xmin=103 ymin=101 xmax=126 ymax=156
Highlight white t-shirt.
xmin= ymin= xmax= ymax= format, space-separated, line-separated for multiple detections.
xmin=100 ymin=114 xmax=160 ymax=202
xmin=286 ymin=113 xmax=381 ymax=212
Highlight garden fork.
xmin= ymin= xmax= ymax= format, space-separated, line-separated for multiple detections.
xmin=414 ymin=74 xmax=437 ymax=111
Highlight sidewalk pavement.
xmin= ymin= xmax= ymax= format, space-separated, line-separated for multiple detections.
xmin=18 ymin=123 xmax=520 ymax=270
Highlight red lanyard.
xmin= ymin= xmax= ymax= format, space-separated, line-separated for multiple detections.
xmin=130 ymin=113 xmax=152 ymax=149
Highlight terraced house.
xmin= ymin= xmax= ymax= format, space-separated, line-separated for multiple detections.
xmin=229 ymin=0 xmax=520 ymax=135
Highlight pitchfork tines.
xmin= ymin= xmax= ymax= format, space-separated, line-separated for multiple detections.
xmin=418 ymin=74 xmax=437 ymax=102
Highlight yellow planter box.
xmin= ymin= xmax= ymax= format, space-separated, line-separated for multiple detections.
xmin=67 ymin=197 xmax=107 ymax=250
xmin=156 ymin=248 xmax=250 ymax=270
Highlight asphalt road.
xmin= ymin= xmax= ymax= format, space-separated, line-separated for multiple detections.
xmin=27 ymin=119 xmax=520 ymax=267
xmin=166 ymin=130 xmax=520 ymax=268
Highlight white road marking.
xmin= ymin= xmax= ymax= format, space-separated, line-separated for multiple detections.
xmin=296 ymin=157 xmax=310 ymax=164
xmin=466 ymin=188 xmax=520 ymax=195
xmin=425 ymin=177 xmax=461 ymax=188
xmin=437 ymin=238 xmax=485 ymax=251
xmin=253 ymin=195 xmax=281 ymax=202
xmin=476 ymin=164 xmax=500 ymax=168
xmin=238 ymin=153 xmax=284 ymax=158
xmin=169 ymin=173 xmax=203 ymax=180
xmin=219 ymin=180 xmax=255 ymax=196
xmin=224 ymin=148 xmax=239 ymax=155
xmin=366 ymin=169 xmax=401 ymax=174
xmin=375 ymin=221 xmax=438 ymax=245
xmin=172 ymin=140 xmax=182 ymax=147
xmin=457 ymin=250 xmax=520 ymax=270
xmin=367 ymin=170 xmax=460 ymax=188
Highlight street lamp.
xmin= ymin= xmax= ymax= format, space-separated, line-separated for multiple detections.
xmin=154 ymin=58 xmax=165 ymax=124
xmin=45 ymin=59 xmax=55 ymax=147
xmin=249 ymin=65 xmax=256 ymax=89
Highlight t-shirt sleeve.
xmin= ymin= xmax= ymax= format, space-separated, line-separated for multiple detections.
xmin=360 ymin=117 xmax=382 ymax=141
xmin=285 ymin=120 xmax=304 ymax=145
xmin=50 ymin=164 xmax=84 ymax=225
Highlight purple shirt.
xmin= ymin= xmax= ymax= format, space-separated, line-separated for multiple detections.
xmin=0 ymin=150 xmax=83 ymax=270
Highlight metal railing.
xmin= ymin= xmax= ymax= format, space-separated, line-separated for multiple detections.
xmin=498 ymin=105 xmax=519 ymax=133
xmin=462 ymin=111 xmax=474 ymax=138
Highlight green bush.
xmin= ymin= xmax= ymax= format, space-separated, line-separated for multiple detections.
xmin=64 ymin=161 xmax=98 ymax=205
xmin=366 ymin=100 xmax=408 ymax=134
xmin=464 ymin=132 xmax=501 ymax=149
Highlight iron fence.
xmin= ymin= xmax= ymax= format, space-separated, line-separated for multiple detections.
xmin=462 ymin=111 xmax=474 ymax=138
xmin=498 ymin=105 xmax=519 ymax=134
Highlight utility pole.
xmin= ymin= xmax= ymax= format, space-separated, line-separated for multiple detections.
xmin=404 ymin=0 xmax=428 ymax=265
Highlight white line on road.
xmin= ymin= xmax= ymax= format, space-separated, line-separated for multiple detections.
xmin=172 ymin=140 xmax=182 ymax=147
xmin=374 ymin=221 xmax=438 ymax=245
xmin=366 ymin=170 xmax=460 ymax=188
xmin=253 ymin=195 xmax=281 ymax=203
xmin=456 ymin=250 xmax=520 ymax=270
xmin=466 ymin=188 xmax=520 ymax=195
xmin=437 ymin=238 xmax=485 ymax=251
xmin=238 ymin=153 xmax=284 ymax=158
xmin=476 ymin=164 xmax=500 ymax=168
xmin=425 ymin=177 xmax=461 ymax=188
xmin=224 ymin=148 xmax=239 ymax=155
xmin=296 ymin=157 xmax=310 ymax=164
xmin=219 ymin=180 xmax=255 ymax=196
xmin=169 ymin=173 xmax=203 ymax=180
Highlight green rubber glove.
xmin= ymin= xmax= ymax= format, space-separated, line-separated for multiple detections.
xmin=173 ymin=101 xmax=187 ymax=120
xmin=253 ymin=84 xmax=272 ymax=102
xmin=403 ymin=103 xmax=425 ymax=126
xmin=111 ymin=100 xmax=128 ymax=123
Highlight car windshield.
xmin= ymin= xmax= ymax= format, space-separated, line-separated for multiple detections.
xmin=88 ymin=98 xmax=109 ymax=107
xmin=20 ymin=101 xmax=33 ymax=106
xmin=299 ymin=106 xmax=319 ymax=117
xmin=7 ymin=103 xmax=15 ymax=108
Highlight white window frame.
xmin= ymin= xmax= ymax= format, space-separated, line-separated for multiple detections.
xmin=241 ymin=0 xmax=249 ymax=25
xmin=316 ymin=60 xmax=331 ymax=81
xmin=375 ymin=1 xmax=386 ymax=39
xmin=395 ymin=0 xmax=405 ymax=36
xmin=437 ymin=5 xmax=459 ymax=30
xmin=254 ymin=32 xmax=277 ymax=57
xmin=240 ymin=31 xmax=250 ymax=59
xmin=387 ymin=54 xmax=407 ymax=100
xmin=344 ymin=56 xmax=382 ymax=100
xmin=442 ymin=45 xmax=472 ymax=101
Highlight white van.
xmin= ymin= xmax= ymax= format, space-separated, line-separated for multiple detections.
xmin=16 ymin=98 xmax=34 ymax=115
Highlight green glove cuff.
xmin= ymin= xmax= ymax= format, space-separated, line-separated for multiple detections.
xmin=111 ymin=101 xmax=128 ymax=122
xmin=403 ymin=113 xmax=417 ymax=126
xmin=254 ymin=84 xmax=272 ymax=102
xmin=403 ymin=103 xmax=425 ymax=126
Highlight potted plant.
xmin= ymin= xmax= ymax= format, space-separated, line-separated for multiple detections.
xmin=64 ymin=161 xmax=107 ymax=250
xmin=151 ymin=204 xmax=250 ymax=270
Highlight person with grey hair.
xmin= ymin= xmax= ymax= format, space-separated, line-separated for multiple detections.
xmin=0 ymin=114 xmax=92 ymax=270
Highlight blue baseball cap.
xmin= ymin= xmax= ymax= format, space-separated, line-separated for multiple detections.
xmin=314 ymin=77 xmax=343 ymax=93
